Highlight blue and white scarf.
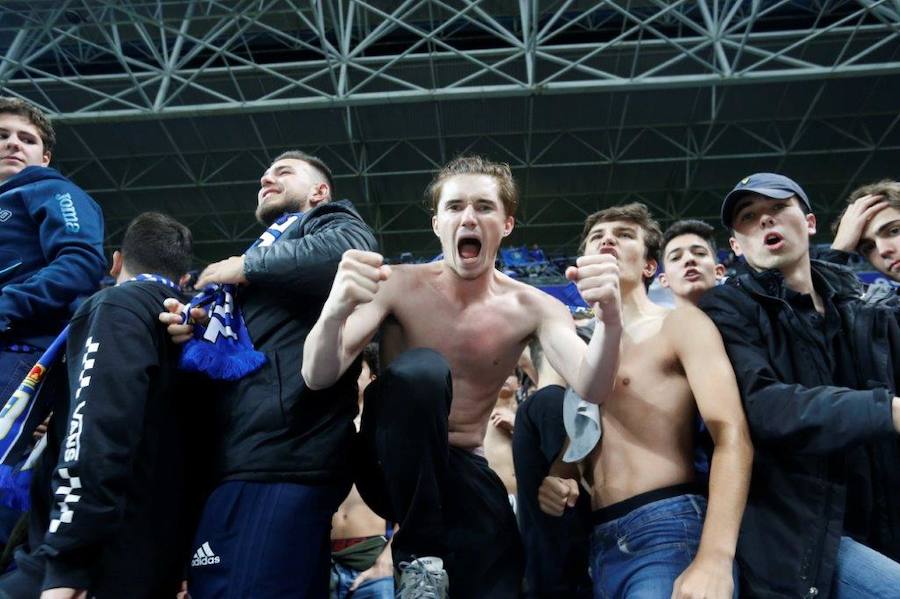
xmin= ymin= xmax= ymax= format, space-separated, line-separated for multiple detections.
xmin=0 ymin=274 xmax=180 ymax=509
xmin=179 ymin=213 xmax=302 ymax=381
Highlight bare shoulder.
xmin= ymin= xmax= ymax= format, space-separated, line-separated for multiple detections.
xmin=383 ymin=262 xmax=437 ymax=291
xmin=662 ymin=304 xmax=719 ymax=344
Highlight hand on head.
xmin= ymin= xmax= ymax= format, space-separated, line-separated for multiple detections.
xmin=832 ymin=194 xmax=888 ymax=252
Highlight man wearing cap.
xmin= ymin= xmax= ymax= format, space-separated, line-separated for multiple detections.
xmin=538 ymin=203 xmax=752 ymax=598
xmin=699 ymin=173 xmax=900 ymax=596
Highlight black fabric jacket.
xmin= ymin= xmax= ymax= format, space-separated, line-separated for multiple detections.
xmin=28 ymin=280 xmax=197 ymax=596
xmin=212 ymin=199 xmax=377 ymax=485
xmin=699 ymin=260 xmax=899 ymax=598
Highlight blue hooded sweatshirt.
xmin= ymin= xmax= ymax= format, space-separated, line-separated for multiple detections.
xmin=0 ymin=166 xmax=106 ymax=347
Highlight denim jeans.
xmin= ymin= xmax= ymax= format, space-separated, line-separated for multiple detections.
xmin=590 ymin=493 xmax=735 ymax=598
xmin=833 ymin=535 xmax=900 ymax=598
xmin=330 ymin=562 xmax=393 ymax=599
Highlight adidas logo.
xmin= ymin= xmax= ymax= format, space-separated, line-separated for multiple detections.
xmin=191 ymin=542 xmax=221 ymax=567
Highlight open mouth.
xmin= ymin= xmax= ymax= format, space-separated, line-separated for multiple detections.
xmin=599 ymin=247 xmax=618 ymax=258
xmin=457 ymin=237 xmax=482 ymax=260
xmin=683 ymin=267 xmax=701 ymax=281
xmin=763 ymin=232 xmax=784 ymax=249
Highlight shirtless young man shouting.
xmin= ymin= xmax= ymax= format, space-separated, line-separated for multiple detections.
xmin=302 ymin=156 xmax=622 ymax=598
xmin=540 ymin=204 xmax=752 ymax=598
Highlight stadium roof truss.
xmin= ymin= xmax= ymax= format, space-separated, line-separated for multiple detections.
xmin=1 ymin=0 xmax=899 ymax=260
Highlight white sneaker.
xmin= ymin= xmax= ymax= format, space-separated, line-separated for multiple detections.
xmin=396 ymin=556 xmax=449 ymax=598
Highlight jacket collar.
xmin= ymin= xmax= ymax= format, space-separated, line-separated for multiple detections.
xmin=731 ymin=259 xmax=862 ymax=303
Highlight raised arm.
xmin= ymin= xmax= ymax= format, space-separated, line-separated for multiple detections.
xmin=668 ymin=306 xmax=752 ymax=599
xmin=301 ymin=250 xmax=391 ymax=390
xmin=538 ymin=253 xmax=623 ymax=404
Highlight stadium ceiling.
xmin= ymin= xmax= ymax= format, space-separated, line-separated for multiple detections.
xmin=1 ymin=0 xmax=899 ymax=263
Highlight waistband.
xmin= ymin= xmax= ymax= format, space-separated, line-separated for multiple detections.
xmin=331 ymin=535 xmax=376 ymax=553
xmin=591 ymin=482 xmax=706 ymax=525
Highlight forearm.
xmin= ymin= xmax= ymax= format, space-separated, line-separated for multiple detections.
xmin=302 ymin=313 xmax=351 ymax=390
xmin=697 ymin=425 xmax=752 ymax=560
xmin=576 ymin=320 xmax=622 ymax=404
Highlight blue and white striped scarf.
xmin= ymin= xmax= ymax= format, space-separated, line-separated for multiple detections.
xmin=178 ymin=212 xmax=302 ymax=381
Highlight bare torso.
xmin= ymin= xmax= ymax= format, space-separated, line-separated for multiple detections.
xmin=484 ymin=397 xmax=517 ymax=494
xmin=382 ymin=264 xmax=542 ymax=449
xmin=588 ymin=306 xmax=697 ymax=509
xmin=331 ymin=484 xmax=388 ymax=540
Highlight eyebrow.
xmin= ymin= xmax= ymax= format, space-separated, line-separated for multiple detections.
xmin=875 ymin=219 xmax=900 ymax=236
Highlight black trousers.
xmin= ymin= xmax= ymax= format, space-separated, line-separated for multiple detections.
xmin=355 ymin=348 xmax=523 ymax=598
xmin=512 ymin=385 xmax=592 ymax=598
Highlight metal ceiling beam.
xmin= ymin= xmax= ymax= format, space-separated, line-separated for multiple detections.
xmin=0 ymin=1 xmax=896 ymax=123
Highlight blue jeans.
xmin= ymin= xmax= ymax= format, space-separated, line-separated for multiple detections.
xmin=330 ymin=562 xmax=393 ymax=599
xmin=833 ymin=536 xmax=900 ymax=598
xmin=590 ymin=493 xmax=735 ymax=598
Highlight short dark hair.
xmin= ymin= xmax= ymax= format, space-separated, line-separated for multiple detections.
xmin=579 ymin=203 xmax=662 ymax=289
xmin=272 ymin=150 xmax=335 ymax=198
xmin=0 ymin=96 xmax=55 ymax=155
xmin=426 ymin=155 xmax=519 ymax=217
xmin=121 ymin=212 xmax=193 ymax=283
xmin=662 ymin=219 xmax=717 ymax=259
xmin=831 ymin=179 xmax=900 ymax=236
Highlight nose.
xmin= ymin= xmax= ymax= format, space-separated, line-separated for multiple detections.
xmin=259 ymin=169 xmax=274 ymax=188
xmin=878 ymin=239 xmax=895 ymax=258
xmin=460 ymin=204 xmax=477 ymax=226
xmin=684 ymin=254 xmax=697 ymax=266
xmin=3 ymin=134 xmax=20 ymax=150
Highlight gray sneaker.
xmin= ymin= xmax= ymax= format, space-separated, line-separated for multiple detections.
xmin=396 ymin=556 xmax=449 ymax=599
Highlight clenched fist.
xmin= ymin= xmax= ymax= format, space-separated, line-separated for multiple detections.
xmin=322 ymin=250 xmax=392 ymax=322
xmin=538 ymin=476 xmax=579 ymax=516
xmin=565 ymin=254 xmax=621 ymax=326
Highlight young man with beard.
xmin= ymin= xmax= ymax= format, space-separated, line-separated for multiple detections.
xmin=658 ymin=219 xmax=725 ymax=307
xmin=160 ymin=151 xmax=377 ymax=598
xmin=700 ymin=173 xmax=900 ymax=596
xmin=302 ymin=155 xmax=623 ymax=598
xmin=539 ymin=203 xmax=752 ymax=599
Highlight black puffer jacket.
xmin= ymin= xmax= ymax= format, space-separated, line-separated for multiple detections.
xmin=211 ymin=199 xmax=377 ymax=485
xmin=699 ymin=260 xmax=899 ymax=598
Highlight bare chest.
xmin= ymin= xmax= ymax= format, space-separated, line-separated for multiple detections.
xmin=396 ymin=301 xmax=527 ymax=376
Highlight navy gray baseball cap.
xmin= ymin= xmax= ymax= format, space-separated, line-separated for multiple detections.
xmin=721 ymin=173 xmax=812 ymax=229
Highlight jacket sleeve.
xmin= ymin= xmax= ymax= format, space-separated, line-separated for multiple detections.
xmin=242 ymin=205 xmax=377 ymax=297
xmin=700 ymin=291 xmax=896 ymax=455
xmin=0 ymin=182 xmax=106 ymax=334
xmin=35 ymin=296 xmax=158 ymax=590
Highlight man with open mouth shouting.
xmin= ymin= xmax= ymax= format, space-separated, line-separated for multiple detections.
xmin=302 ymin=155 xmax=622 ymax=599
xmin=700 ymin=173 xmax=900 ymax=597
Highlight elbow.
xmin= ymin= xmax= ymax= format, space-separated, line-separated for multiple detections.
xmin=301 ymin=363 xmax=328 ymax=391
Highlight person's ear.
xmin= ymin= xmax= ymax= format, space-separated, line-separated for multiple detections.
xmin=729 ymin=237 xmax=743 ymax=256
xmin=658 ymin=272 xmax=670 ymax=288
xmin=110 ymin=250 xmax=123 ymax=278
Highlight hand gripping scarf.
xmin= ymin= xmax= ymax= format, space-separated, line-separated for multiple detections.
xmin=178 ymin=213 xmax=301 ymax=381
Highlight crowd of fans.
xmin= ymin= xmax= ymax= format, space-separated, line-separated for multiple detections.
xmin=0 ymin=95 xmax=899 ymax=599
